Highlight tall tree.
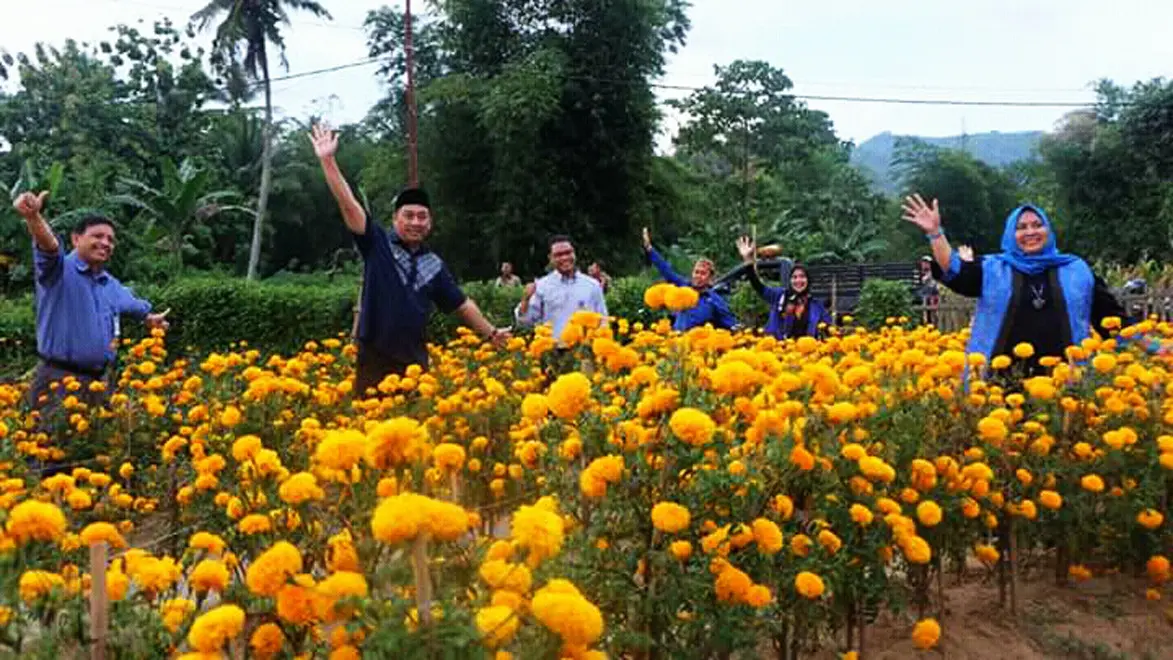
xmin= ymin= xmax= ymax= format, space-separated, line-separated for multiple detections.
xmin=192 ymin=0 xmax=332 ymax=280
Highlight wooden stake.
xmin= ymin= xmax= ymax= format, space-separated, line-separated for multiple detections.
xmin=89 ymin=542 xmax=109 ymax=660
xmin=411 ymin=534 xmax=434 ymax=625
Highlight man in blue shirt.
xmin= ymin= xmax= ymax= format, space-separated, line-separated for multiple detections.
xmin=311 ymin=124 xmax=509 ymax=396
xmin=12 ymin=191 xmax=168 ymax=409
xmin=515 ymin=235 xmax=608 ymax=342
xmin=641 ymin=227 xmax=739 ymax=331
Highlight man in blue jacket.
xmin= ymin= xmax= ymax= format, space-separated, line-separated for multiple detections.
xmin=641 ymin=227 xmax=739 ymax=331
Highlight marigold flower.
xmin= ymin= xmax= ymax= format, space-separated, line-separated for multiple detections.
xmin=190 ymin=559 xmax=230 ymax=594
xmin=79 ymin=522 xmax=126 ymax=549
xmin=1138 ymin=508 xmax=1164 ymax=530
xmin=476 ymin=605 xmax=520 ymax=648
xmin=794 ymin=571 xmax=825 ymax=599
xmin=911 ymin=618 xmax=941 ymax=649
xmin=752 ymin=518 xmax=784 ymax=554
xmin=651 ymin=502 xmax=691 ymax=534
xmin=250 ymin=622 xmax=285 ymax=659
xmin=547 ymin=372 xmax=592 ymax=419
xmin=278 ymin=472 xmax=325 ymax=505
xmin=668 ymin=407 xmax=717 ymax=446
xmin=365 ymin=417 xmax=428 ymax=469
xmin=6 ymin=500 xmax=67 ymax=544
xmin=246 ymin=541 xmax=303 ymax=596
xmin=187 ymin=604 xmax=245 ymax=652
xmin=531 ymin=580 xmax=604 ymax=646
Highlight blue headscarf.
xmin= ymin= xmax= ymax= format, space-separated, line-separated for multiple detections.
xmin=989 ymin=204 xmax=1080 ymax=276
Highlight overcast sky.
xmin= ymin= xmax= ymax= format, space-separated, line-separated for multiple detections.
xmin=4 ymin=0 xmax=1173 ymax=148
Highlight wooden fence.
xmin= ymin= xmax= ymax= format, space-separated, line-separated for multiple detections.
xmin=908 ymin=292 xmax=1173 ymax=334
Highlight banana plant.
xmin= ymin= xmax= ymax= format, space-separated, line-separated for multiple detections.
xmin=109 ymin=158 xmax=252 ymax=274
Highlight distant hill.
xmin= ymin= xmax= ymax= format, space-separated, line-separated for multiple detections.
xmin=850 ymin=130 xmax=1044 ymax=193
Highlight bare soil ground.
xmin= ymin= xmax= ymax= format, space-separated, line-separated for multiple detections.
xmin=806 ymin=569 xmax=1171 ymax=660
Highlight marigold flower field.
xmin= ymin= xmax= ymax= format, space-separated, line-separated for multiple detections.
xmin=1 ymin=297 xmax=1171 ymax=658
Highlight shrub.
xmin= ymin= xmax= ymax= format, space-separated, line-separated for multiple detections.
xmin=854 ymin=279 xmax=915 ymax=329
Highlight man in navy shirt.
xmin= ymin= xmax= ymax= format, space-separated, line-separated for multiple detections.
xmin=12 ymin=191 xmax=168 ymax=409
xmin=641 ymin=227 xmax=739 ymax=331
xmin=311 ymin=124 xmax=509 ymax=395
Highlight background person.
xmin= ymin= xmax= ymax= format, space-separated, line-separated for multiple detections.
xmin=495 ymin=262 xmax=521 ymax=287
xmin=13 ymin=191 xmax=168 ymax=411
xmin=737 ymin=237 xmax=832 ymax=340
xmin=586 ymin=261 xmax=613 ymax=294
xmin=516 ymin=235 xmax=608 ymax=342
xmin=311 ymin=124 xmax=509 ymax=395
xmin=641 ymin=227 xmax=738 ymax=331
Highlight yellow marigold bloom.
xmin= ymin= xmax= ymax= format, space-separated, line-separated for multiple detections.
xmin=6 ymin=500 xmax=67 ymax=544
xmin=327 ymin=529 xmax=360 ymax=573
xmin=974 ymin=544 xmax=999 ymax=566
xmin=313 ymin=429 xmax=366 ymax=472
xmin=714 ymin=564 xmax=753 ymax=603
xmin=276 ymin=579 xmax=317 ymax=625
xmin=643 ymin=283 xmax=671 ymax=309
xmin=790 ymin=534 xmax=813 ymax=557
xmin=901 ymin=535 xmax=932 ymax=565
xmin=66 ymin=489 xmax=93 ymax=510
xmin=772 ymin=495 xmax=795 ymax=520
xmin=371 ymin=492 xmax=470 ymax=544
xmin=476 ymin=606 xmax=520 ymax=648
xmin=977 ymin=416 xmax=1008 ymax=443
xmin=850 ymin=503 xmax=874 ymax=526
xmin=479 ymin=559 xmax=533 ymax=594
xmin=669 ymin=540 xmax=692 ymax=561
xmin=187 ymin=604 xmax=246 ymax=653
xmin=825 ymin=401 xmax=858 ymax=425
xmin=990 ymin=355 xmax=1012 ymax=370
xmin=250 ymin=622 xmax=285 ymax=659
xmin=858 ymin=456 xmax=895 ymax=482
xmin=664 ymin=285 xmax=700 ymax=312
xmin=160 ymin=598 xmax=196 ymax=633
xmin=520 ymin=393 xmax=549 ymax=421
xmin=745 ymin=584 xmax=772 ymax=608
xmin=19 ymin=571 xmax=64 ymax=602
xmin=79 ymin=522 xmax=126 ymax=549
xmin=246 ymin=541 xmax=303 ymax=597
xmin=667 ymin=407 xmax=716 ymax=446
xmin=231 ymin=435 xmax=263 ymax=462
xmin=106 ymin=565 xmax=129 ymax=602
xmin=840 ymin=443 xmax=867 ymax=461
xmin=1091 ymin=353 xmax=1117 ymax=373
xmin=1138 ymin=509 xmax=1164 ymax=530
xmin=916 ymin=501 xmax=943 ymax=527
xmin=1038 ymin=490 xmax=1062 ymax=510
xmin=911 ymin=618 xmax=941 ymax=650
xmin=1147 ymin=555 xmax=1170 ymax=584
xmin=651 ymin=502 xmax=691 ymax=534
xmin=1081 ymin=474 xmax=1105 ymax=493
xmin=1068 ymin=564 xmax=1093 ymax=581
xmin=189 ymin=532 xmax=227 ymax=556
xmin=752 ymin=518 xmax=784 ymax=554
xmin=794 ymin=571 xmax=825 ymax=599
xmin=189 ymin=559 xmax=230 ymax=594
xmin=511 ymin=498 xmax=565 ymax=566
xmin=1012 ymin=342 xmax=1034 ymax=359
xmin=278 ymin=472 xmax=325 ymax=505
xmin=433 ymin=443 xmax=467 ymax=471
xmin=365 ymin=417 xmax=428 ymax=469
xmin=219 ymin=405 xmax=242 ymax=428
xmin=547 ymin=372 xmax=592 ymax=419
xmin=531 ymin=580 xmax=604 ymax=646
xmin=817 ymin=529 xmax=842 ymax=554
xmin=790 ymin=445 xmax=816 ymax=471
xmin=314 ymin=571 xmax=369 ymax=621
xmin=238 ymin=514 xmax=273 ymax=535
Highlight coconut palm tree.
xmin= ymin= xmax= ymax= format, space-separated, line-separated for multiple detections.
xmin=192 ymin=0 xmax=332 ymax=280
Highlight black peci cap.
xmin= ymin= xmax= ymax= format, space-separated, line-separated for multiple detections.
xmin=393 ymin=187 xmax=431 ymax=211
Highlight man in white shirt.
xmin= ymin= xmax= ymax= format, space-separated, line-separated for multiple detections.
xmin=515 ymin=235 xmax=607 ymax=342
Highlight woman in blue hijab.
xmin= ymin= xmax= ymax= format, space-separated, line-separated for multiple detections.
xmin=903 ymin=194 xmax=1127 ymax=377
xmin=735 ymin=236 xmax=834 ymax=340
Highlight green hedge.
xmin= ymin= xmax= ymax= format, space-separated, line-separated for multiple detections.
xmin=0 ymin=270 xmax=814 ymax=378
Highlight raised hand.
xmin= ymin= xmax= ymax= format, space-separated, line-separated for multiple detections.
xmin=13 ymin=191 xmax=48 ymax=220
xmin=490 ymin=328 xmax=512 ymax=349
xmin=641 ymin=227 xmax=652 ymax=251
xmin=523 ymin=281 xmax=537 ymax=300
xmin=901 ymin=194 xmax=941 ymax=235
xmin=309 ymin=123 xmax=339 ymax=160
xmin=958 ymin=245 xmax=974 ymax=262
xmin=736 ymin=236 xmax=755 ymax=263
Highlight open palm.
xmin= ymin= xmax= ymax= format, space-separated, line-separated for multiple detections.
xmin=310 ymin=124 xmax=338 ymax=159
xmin=901 ymin=194 xmax=941 ymax=234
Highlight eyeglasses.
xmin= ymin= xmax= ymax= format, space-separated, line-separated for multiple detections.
xmin=551 ymin=249 xmax=575 ymax=258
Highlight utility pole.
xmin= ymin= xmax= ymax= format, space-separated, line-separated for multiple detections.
xmin=405 ymin=0 xmax=419 ymax=186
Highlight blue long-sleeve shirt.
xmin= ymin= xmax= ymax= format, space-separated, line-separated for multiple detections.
xmin=744 ymin=267 xmax=831 ymax=339
xmin=34 ymin=242 xmax=152 ymax=370
xmin=646 ymin=248 xmax=739 ymax=331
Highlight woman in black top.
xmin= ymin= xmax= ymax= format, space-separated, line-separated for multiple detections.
xmin=902 ymin=194 xmax=1128 ymax=379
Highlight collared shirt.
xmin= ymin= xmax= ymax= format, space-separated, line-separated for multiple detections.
xmin=352 ymin=222 xmax=467 ymax=368
xmin=515 ymin=270 xmax=607 ymax=341
xmin=34 ymin=242 xmax=152 ymax=370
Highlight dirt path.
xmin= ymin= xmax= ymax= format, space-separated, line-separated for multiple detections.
xmin=808 ymin=571 xmax=1170 ymax=660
